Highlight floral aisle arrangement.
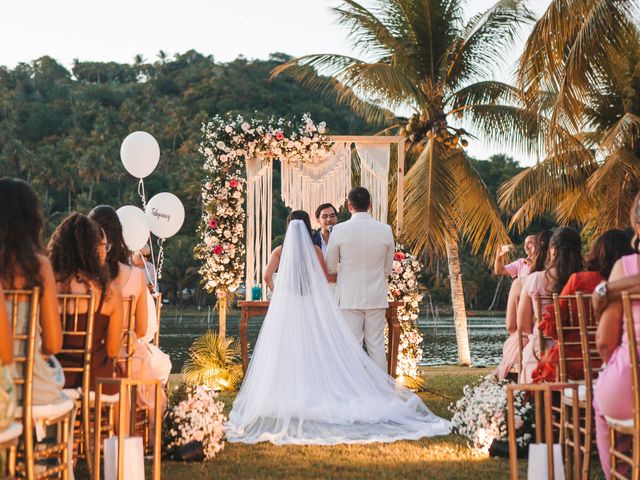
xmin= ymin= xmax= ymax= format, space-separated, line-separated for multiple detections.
xmin=387 ymin=245 xmax=425 ymax=386
xmin=164 ymin=384 xmax=226 ymax=460
xmin=196 ymin=113 xmax=332 ymax=299
xmin=449 ymin=375 xmax=534 ymax=453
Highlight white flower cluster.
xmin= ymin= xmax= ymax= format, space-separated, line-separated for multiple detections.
xmin=387 ymin=246 xmax=424 ymax=381
xmin=196 ymin=114 xmax=332 ymax=296
xmin=165 ymin=385 xmax=226 ymax=460
xmin=449 ymin=375 xmax=534 ymax=453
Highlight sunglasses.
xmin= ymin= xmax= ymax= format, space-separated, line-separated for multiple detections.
xmin=99 ymin=241 xmax=112 ymax=253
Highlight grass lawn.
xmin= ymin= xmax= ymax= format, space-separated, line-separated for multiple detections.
xmin=165 ymin=367 xmax=525 ymax=479
xmin=79 ymin=366 xmax=606 ymax=479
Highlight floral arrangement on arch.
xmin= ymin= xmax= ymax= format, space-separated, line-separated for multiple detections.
xmin=387 ymin=245 xmax=425 ymax=385
xmin=164 ymin=384 xmax=226 ymax=460
xmin=449 ymin=375 xmax=534 ymax=453
xmin=196 ymin=113 xmax=332 ymax=298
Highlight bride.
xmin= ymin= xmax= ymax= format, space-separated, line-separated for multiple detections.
xmin=225 ymin=211 xmax=450 ymax=445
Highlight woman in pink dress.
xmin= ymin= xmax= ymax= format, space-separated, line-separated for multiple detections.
xmin=518 ymin=227 xmax=582 ymax=383
xmin=594 ymin=194 xmax=640 ymax=478
xmin=495 ymin=231 xmax=551 ymax=379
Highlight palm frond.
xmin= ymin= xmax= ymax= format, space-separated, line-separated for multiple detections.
xmin=445 ymin=80 xmax=522 ymax=112
xmin=271 ymin=54 xmax=406 ymax=124
xmin=457 ymin=104 xmax=546 ymax=158
xmin=182 ymin=331 xmax=243 ymax=391
xmin=445 ymin=0 xmax=534 ymax=89
xmin=449 ymin=152 xmax=511 ymax=260
xmin=402 ymin=135 xmax=458 ymax=256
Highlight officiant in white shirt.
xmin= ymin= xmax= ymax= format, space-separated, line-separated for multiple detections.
xmin=311 ymin=203 xmax=338 ymax=256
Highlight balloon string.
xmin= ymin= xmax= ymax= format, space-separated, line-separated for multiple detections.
xmin=138 ymin=179 xmax=147 ymax=210
xmin=156 ymin=238 xmax=165 ymax=280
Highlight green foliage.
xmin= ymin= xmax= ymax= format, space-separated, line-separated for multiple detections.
xmin=181 ymin=331 xmax=243 ymax=391
xmin=0 ymin=51 xmax=373 ymax=304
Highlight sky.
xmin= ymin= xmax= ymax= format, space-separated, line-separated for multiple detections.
xmin=0 ymin=0 xmax=551 ymax=164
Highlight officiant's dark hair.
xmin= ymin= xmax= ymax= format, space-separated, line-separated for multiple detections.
xmin=348 ymin=186 xmax=371 ymax=212
xmin=287 ymin=210 xmax=313 ymax=238
xmin=315 ymin=203 xmax=337 ymax=219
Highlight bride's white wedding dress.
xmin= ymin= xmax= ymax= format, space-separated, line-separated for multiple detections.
xmin=225 ymin=220 xmax=450 ymax=445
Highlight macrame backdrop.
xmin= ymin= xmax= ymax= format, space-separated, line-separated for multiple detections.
xmin=355 ymin=143 xmax=391 ymax=222
xmin=280 ymin=142 xmax=352 ymax=227
xmin=245 ymin=157 xmax=273 ymax=299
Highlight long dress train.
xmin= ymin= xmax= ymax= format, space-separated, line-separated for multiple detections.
xmin=225 ymin=220 xmax=450 ymax=445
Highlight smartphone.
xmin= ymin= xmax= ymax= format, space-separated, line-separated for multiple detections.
xmin=501 ymin=244 xmax=515 ymax=254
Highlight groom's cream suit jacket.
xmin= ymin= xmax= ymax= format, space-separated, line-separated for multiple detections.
xmin=325 ymin=212 xmax=395 ymax=309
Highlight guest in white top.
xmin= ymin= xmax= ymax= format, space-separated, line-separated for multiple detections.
xmin=312 ymin=203 xmax=338 ymax=256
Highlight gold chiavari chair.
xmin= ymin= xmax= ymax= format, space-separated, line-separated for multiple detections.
xmin=607 ymin=292 xmax=640 ymax=480
xmin=57 ymin=292 xmax=96 ymax=475
xmin=550 ymin=293 xmax=601 ymax=479
xmin=7 ymin=288 xmax=76 ymax=480
xmin=0 ymin=422 xmax=23 ymax=477
xmin=94 ymin=295 xmax=137 ymax=441
xmin=136 ymin=292 xmax=165 ymax=452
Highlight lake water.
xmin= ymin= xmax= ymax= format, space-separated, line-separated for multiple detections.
xmin=159 ymin=310 xmax=507 ymax=373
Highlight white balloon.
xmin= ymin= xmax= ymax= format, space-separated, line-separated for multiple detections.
xmin=120 ymin=131 xmax=160 ymax=178
xmin=116 ymin=206 xmax=150 ymax=252
xmin=145 ymin=193 xmax=185 ymax=239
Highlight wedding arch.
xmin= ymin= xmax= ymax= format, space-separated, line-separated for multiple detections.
xmin=196 ymin=113 xmax=430 ymax=383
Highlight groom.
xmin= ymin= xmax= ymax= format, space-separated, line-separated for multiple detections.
xmin=326 ymin=186 xmax=395 ymax=371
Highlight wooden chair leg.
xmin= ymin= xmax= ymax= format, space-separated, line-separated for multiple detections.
xmin=8 ymin=443 xmax=16 ymax=477
xmin=544 ymin=389 xmax=555 ymax=480
xmin=507 ymin=389 xmax=518 ymax=480
xmin=572 ymin=400 xmax=580 ymax=480
xmin=583 ymin=405 xmax=593 ymax=480
xmin=610 ymin=428 xmax=617 ymax=479
xmin=61 ymin=417 xmax=70 ymax=480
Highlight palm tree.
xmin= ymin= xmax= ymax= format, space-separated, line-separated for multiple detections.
xmin=500 ymin=1 xmax=640 ymax=234
xmin=272 ymin=0 xmax=542 ymax=364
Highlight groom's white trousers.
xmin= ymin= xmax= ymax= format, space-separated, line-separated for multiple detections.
xmin=341 ymin=308 xmax=387 ymax=372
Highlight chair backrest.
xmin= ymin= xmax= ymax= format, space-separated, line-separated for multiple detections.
xmin=553 ymin=293 xmax=601 ymax=386
xmin=153 ymin=293 xmax=162 ymax=346
xmin=534 ymin=294 xmax=554 ymax=358
xmin=57 ymin=292 xmax=96 ymax=394
xmin=4 ymin=289 xmax=39 ymax=412
xmin=574 ymin=292 xmax=602 ymax=389
xmin=121 ymin=295 xmax=137 ymax=376
xmin=621 ymin=292 xmax=640 ymax=428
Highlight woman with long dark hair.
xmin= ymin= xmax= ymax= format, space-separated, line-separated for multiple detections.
xmin=48 ymin=213 xmax=123 ymax=394
xmin=264 ymin=210 xmax=335 ymax=293
xmin=89 ymin=206 xmax=147 ymax=339
xmin=0 ymin=178 xmax=67 ymax=405
xmin=518 ymin=227 xmax=583 ymax=382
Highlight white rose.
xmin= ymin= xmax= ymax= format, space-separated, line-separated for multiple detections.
xmin=241 ymin=122 xmax=251 ymax=132
xmin=216 ymin=141 xmax=226 ymax=150
xmin=224 ymin=126 xmax=233 ymax=133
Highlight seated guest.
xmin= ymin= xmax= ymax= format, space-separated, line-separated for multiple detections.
xmin=0 ymin=178 xmax=66 ymax=406
xmin=532 ymin=229 xmax=633 ymax=383
xmin=594 ymin=194 xmax=640 ymax=479
xmin=495 ymin=231 xmax=551 ymax=379
xmin=89 ymin=206 xmax=148 ymax=342
xmin=0 ymin=286 xmax=12 ymax=366
xmin=0 ymin=284 xmax=15 ymax=431
xmin=518 ymin=227 xmax=582 ymax=383
xmin=131 ymin=244 xmax=156 ymax=292
xmin=48 ymin=213 xmax=123 ymax=394
xmin=312 ymin=203 xmax=338 ymax=256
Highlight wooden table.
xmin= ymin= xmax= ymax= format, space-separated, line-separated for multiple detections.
xmin=238 ymin=301 xmax=403 ymax=377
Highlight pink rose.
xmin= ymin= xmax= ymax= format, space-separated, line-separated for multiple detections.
xmin=394 ymin=252 xmax=406 ymax=261
xmin=213 ymin=245 xmax=223 ymax=255
xmin=275 ymin=131 xmax=284 ymax=141
xmin=229 ymin=179 xmax=239 ymax=188
xmin=208 ymin=218 xmax=218 ymax=229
